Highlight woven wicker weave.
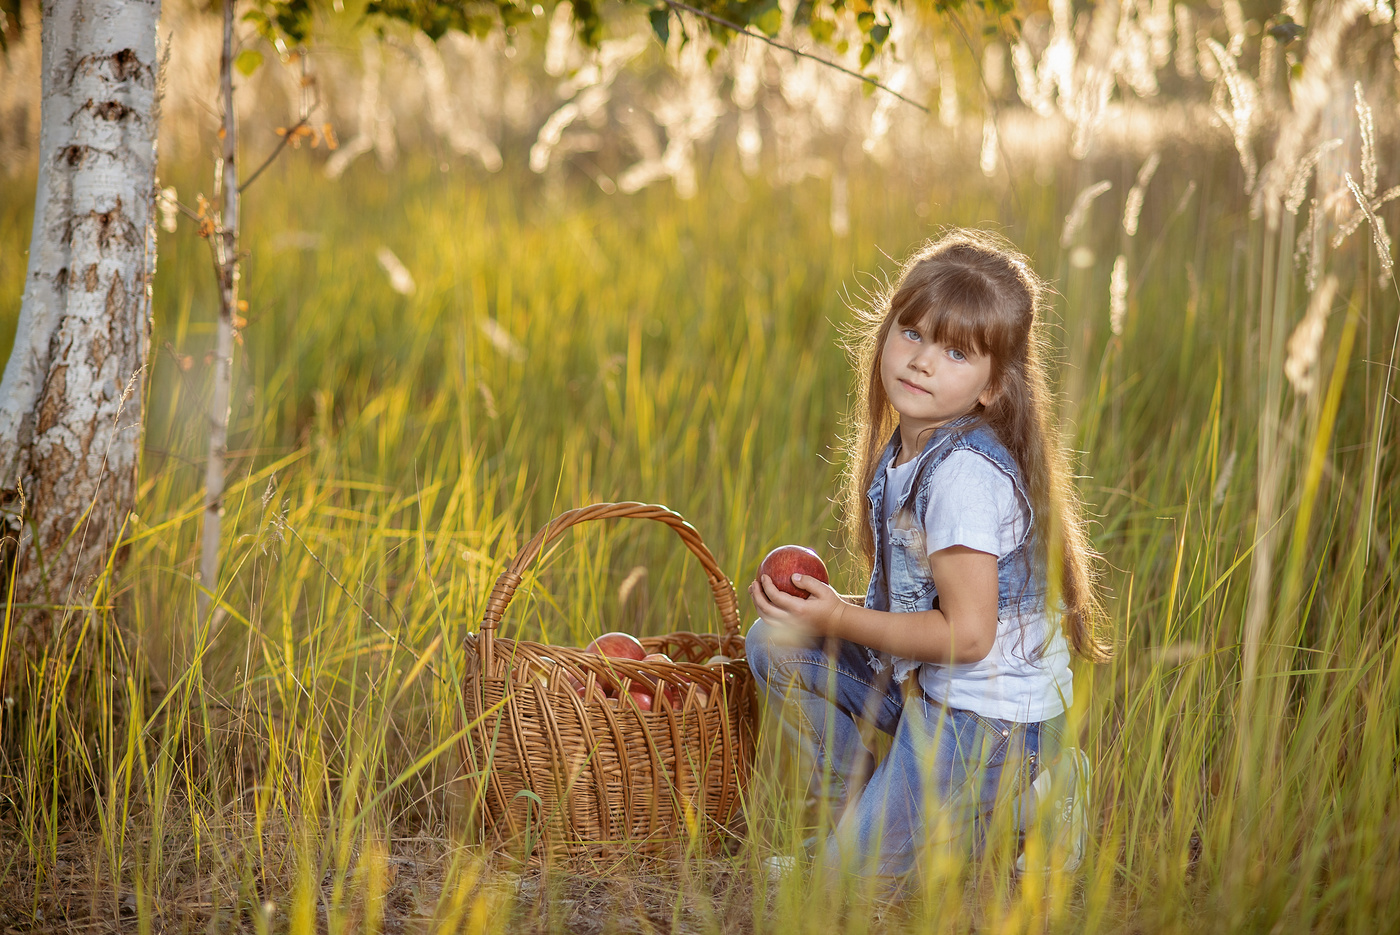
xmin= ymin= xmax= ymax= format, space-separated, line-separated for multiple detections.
xmin=462 ymin=502 xmax=757 ymax=862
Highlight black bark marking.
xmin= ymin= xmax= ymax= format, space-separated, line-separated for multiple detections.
xmin=85 ymin=207 xmax=140 ymax=251
xmin=35 ymin=365 xmax=68 ymax=436
xmin=109 ymin=49 xmax=141 ymax=82
xmin=103 ymin=274 xmax=127 ymax=323
xmin=72 ymin=49 xmax=153 ymax=87
xmin=91 ymin=327 xmax=110 ymax=376
xmin=88 ymin=100 xmax=132 ymax=121
xmin=54 ymin=144 xmax=126 ymax=171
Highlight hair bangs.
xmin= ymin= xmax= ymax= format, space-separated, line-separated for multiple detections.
xmin=894 ymin=266 xmax=1014 ymax=359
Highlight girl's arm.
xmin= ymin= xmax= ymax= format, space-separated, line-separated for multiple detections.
xmin=747 ymin=545 xmax=1000 ymax=665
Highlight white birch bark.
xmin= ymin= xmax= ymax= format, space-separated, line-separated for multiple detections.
xmin=0 ymin=0 xmax=159 ymax=621
xmin=198 ymin=0 xmax=237 ymax=622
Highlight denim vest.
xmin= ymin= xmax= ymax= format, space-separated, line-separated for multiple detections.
xmin=863 ymin=417 xmax=1047 ymax=676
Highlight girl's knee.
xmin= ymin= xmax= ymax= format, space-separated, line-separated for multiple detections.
xmin=745 ymin=618 xmax=776 ymax=677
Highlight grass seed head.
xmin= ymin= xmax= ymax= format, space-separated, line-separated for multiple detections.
xmin=1285 ymin=274 xmax=1341 ymax=394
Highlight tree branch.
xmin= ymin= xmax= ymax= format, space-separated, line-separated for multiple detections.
xmin=661 ymin=0 xmax=930 ymax=114
xmin=239 ymin=112 xmax=312 ymax=193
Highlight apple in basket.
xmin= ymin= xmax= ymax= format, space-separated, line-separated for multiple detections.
xmin=580 ymin=631 xmax=645 ymax=702
xmin=642 ymin=653 xmax=681 ymax=707
xmin=536 ymin=656 xmax=592 ymax=700
xmin=562 ymin=666 xmax=599 ymax=700
xmin=757 ymin=545 xmax=830 ymax=598
xmin=626 ymin=683 xmax=655 ymax=710
xmin=534 ymin=655 xmax=557 ymax=689
xmin=584 ymin=631 xmax=647 ymax=660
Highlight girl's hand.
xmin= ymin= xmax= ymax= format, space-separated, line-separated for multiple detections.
xmin=747 ymin=572 xmax=849 ymax=636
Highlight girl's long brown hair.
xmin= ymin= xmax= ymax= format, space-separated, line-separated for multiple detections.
xmin=842 ymin=229 xmax=1111 ymax=662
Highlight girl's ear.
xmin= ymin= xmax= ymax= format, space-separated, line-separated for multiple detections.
xmin=978 ymin=376 xmax=1000 ymax=409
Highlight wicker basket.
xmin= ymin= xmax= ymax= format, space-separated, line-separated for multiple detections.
xmin=462 ymin=502 xmax=757 ymax=862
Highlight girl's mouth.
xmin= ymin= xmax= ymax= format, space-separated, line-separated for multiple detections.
xmin=899 ymin=379 xmax=931 ymax=395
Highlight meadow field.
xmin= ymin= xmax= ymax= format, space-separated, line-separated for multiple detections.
xmin=1 ymin=116 xmax=1398 ymax=933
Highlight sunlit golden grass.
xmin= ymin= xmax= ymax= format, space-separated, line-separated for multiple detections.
xmin=1 ymin=142 xmax=1397 ymax=932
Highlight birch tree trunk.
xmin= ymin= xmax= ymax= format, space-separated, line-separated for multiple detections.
xmin=0 ymin=0 xmax=159 ymax=660
xmin=198 ymin=0 xmax=238 ymax=623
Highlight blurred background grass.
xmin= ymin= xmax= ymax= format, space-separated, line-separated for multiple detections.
xmin=1 ymin=8 xmax=1398 ymax=930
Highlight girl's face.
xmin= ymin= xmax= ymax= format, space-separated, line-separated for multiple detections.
xmin=880 ymin=317 xmax=995 ymax=448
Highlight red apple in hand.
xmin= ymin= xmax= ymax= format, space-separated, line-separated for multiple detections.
xmin=584 ymin=631 xmax=647 ymax=660
xmin=757 ymin=545 xmax=830 ymax=598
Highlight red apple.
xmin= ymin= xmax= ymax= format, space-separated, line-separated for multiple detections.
xmin=584 ymin=631 xmax=647 ymax=660
xmin=626 ymin=684 xmax=654 ymax=711
xmin=757 ymin=545 xmax=830 ymax=598
xmin=560 ymin=667 xmax=592 ymax=699
xmin=642 ymin=653 xmax=681 ymax=707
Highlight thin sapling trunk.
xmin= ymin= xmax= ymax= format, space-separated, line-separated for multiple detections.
xmin=199 ymin=0 xmax=239 ymax=623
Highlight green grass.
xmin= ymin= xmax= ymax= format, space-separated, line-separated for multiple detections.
xmin=1 ymin=138 xmax=1397 ymax=933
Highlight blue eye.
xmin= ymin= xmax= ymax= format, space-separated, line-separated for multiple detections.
xmin=902 ymin=328 xmax=921 ymax=341
xmin=948 ymin=347 xmax=966 ymax=361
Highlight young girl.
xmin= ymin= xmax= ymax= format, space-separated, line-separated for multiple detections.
xmin=747 ymin=229 xmax=1111 ymax=885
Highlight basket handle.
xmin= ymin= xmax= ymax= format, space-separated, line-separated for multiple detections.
xmin=478 ymin=502 xmax=741 ymax=673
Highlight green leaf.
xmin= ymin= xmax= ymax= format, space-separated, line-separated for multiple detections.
xmin=467 ymin=13 xmax=494 ymax=37
xmin=241 ymin=8 xmax=274 ymax=43
xmin=859 ymin=40 xmax=875 ymax=69
xmin=234 ymin=48 xmax=264 ymax=77
xmin=808 ymin=16 xmax=834 ymax=44
xmin=649 ymin=6 xmax=670 ymax=45
xmin=753 ymin=6 xmax=782 ymax=36
xmin=862 ymin=79 xmax=876 ymax=97
xmin=272 ymin=0 xmax=313 ymax=45
xmin=499 ymin=1 xmax=532 ymax=28
xmin=869 ymin=20 xmax=889 ymax=46
xmin=856 ymin=10 xmax=874 ymax=31
xmin=571 ymin=0 xmax=603 ymax=47
xmin=705 ymin=45 xmax=720 ymax=66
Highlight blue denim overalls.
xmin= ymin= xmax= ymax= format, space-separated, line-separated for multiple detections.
xmin=746 ymin=416 xmax=1064 ymax=884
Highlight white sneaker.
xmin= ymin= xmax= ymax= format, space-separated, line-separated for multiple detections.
xmin=1015 ymin=746 xmax=1090 ymax=874
xmin=764 ymin=835 xmax=818 ymax=884
xmin=764 ymin=853 xmax=797 ymax=884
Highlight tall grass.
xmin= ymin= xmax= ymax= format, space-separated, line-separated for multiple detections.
xmin=0 ymin=137 xmax=1396 ymax=932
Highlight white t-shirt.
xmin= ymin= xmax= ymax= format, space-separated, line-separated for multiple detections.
xmin=878 ymin=449 xmax=1073 ymax=722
